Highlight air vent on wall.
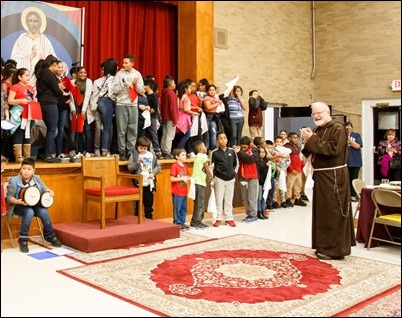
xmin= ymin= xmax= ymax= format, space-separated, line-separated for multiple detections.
xmin=214 ymin=27 xmax=228 ymax=49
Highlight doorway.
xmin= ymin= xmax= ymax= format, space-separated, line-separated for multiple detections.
xmin=362 ymin=99 xmax=401 ymax=185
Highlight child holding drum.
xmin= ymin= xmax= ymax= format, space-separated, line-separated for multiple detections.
xmin=6 ymin=157 xmax=62 ymax=253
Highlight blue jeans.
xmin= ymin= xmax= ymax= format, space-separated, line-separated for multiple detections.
xmin=229 ymin=117 xmax=244 ymax=146
xmin=146 ymin=116 xmax=161 ymax=153
xmin=13 ymin=127 xmax=31 ymax=145
xmin=257 ymin=185 xmax=266 ymax=212
xmin=177 ymin=129 xmax=191 ymax=150
xmin=56 ymin=109 xmax=68 ymax=155
xmin=69 ymin=105 xmax=93 ymax=153
xmin=172 ymin=194 xmax=187 ymax=225
xmin=97 ymin=96 xmax=115 ymax=151
xmin=267 ymin=177 xmax=276 ymax=205
xmin=13 ymin=204 xmax=55 ymax=239
xmin=41 ymin=103 xmax=59 ymax=157
xmin=203 ymin=114 xmax=218 ymax=150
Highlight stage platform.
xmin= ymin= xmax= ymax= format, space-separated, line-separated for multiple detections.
xmin=53 ymin=216 xmax=180 ymax=253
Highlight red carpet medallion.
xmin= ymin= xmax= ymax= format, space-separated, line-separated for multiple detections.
xmin=58 ymin=234 xmax=401 ymax=317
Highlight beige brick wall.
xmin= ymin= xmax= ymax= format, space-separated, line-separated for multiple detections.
xmin=214 ymin=1 xmax=401 ymax=134
xmin=214 ymin=1 xmax=313 ymax=105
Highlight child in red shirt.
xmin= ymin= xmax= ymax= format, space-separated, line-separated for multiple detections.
xmin=170 ymin=148 xmax=190 ymax=230
xmin=7 ymin=68 xmax=36 ymax=162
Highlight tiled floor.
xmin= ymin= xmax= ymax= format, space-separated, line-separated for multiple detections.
xmin=1 ymin=202 xmax=400 ymax=317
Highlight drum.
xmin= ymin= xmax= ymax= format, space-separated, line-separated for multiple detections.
xmin=40 ymin=191 xmax=54 ymax=208
xmin=19 ymin=187 xmax=41 ymax=206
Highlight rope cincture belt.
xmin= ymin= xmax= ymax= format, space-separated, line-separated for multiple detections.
xmin=313 ymin=164 xmax=347 ymax=172
xmin=313 ymin=164 xmax=349 ymax=218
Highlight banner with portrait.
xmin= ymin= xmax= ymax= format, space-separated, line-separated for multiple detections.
xmin=1 ymin=1 xmax=83 ymax=85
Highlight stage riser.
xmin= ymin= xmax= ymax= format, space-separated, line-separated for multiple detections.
xmin=53 ymin=216 xmax=180 ymax=253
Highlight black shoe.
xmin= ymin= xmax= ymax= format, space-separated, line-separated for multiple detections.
xmin=155 ymin=151 xmax=163 ymax=159
xmin=294 ymin=198 xmax=307 ymax=207
xmin=46 ymin=235 xmax=62 ymax=247
xmin=301 ymin=193 xmax=309 ymax=201
xmin=280 ymin=201 xmax=290 ymax=208
xmin=315 ymin=251 xmax=345 ymax=260
xmin=18 ymin=238 xmax=29 ymax=253
xmin=242 ymin=215 xmax=258 ymax=223
xmin=266 ymin=203 xmax=273 ymax=210
xmin=271 ymin=201 xmax=280 ymax=209
xmin=191 ymin=222 xmax=208 ymax=229
xmin=45 ymin=156 xmax=61 ymax=163
xmin=180 ymin=224 xmax=190 ymax=231
xmin=119 ymin=153 xmax=127 ymax=161
xmin=163 ymin=153 xmax=174 ymax=159
xmin=285 ymin=199 xmax=294 ymax=207
xmin=257 ymin=211 xmax=268 ymax=219
xmin=145 ymin=215 xmax=153 ymax=220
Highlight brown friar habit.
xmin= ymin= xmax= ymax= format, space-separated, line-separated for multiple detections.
xmin=302 ymin=118 xmax=357 ymax=257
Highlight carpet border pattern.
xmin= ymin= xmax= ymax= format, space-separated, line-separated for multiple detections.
xmin=29 ymin=232 xmax=217 ymax=264
xmin=57 ymin=234 xmax=401 ymax=317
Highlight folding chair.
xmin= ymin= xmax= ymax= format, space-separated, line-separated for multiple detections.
xmin=2 ymin=214 xmax=45 ymax=248
xmin=368 ymin=188 xmax=401 ymax=250
xmin=352 ymin=178 xmax=366 ymax=219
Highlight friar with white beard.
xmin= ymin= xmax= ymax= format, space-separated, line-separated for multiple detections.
xmin=300 ymin=101 xmax=356 ymax=261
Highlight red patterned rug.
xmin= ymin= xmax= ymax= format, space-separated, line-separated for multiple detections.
xmin=58 ymin=234 xmax=401 ymax=317
xmin=336 ymin=286 xmax=401 ymax=317
xmin=29 ymin=232 xmax=215 ymax=264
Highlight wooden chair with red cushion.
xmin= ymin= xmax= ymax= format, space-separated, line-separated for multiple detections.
xmin=81 ymin=155 xmax=143 ymax=229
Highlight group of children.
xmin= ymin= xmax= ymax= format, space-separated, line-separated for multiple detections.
xmin=167 ymin=130 xmax=308 ymax=230
xmin=1 ymin=130 xmax=309 ymax=253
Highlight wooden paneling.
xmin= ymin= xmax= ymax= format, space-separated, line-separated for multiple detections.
xmin=178 ymin=1 xmax=214 ymax=82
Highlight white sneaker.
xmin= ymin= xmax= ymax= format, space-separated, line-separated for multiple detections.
xmin=58 ymin=153 xmax=70 ymax=162
xmin=69 ymin=150 xmax=77 ymax=158
xmin=70 ymin=152 xmax=83 ymax=163
xmin=94 ymin=149 xmax=101 ymax=157
xmin=187 ymin=152 xmax=196 ymax=158
xmin=101 ymin=150 xmax=110 ymax=157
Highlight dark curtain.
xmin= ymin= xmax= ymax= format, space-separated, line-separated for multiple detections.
xmin=46 ymin=1 xmax=177 ymax=87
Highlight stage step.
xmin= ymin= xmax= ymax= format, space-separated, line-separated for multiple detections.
xmin=53 ymin=216 xmax=180 ymax=253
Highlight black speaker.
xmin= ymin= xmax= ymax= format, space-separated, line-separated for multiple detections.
xmin=280 ymin=105 xmax=332 ymax=117
xmin=280 ymin=107 xmax=311 ymax=117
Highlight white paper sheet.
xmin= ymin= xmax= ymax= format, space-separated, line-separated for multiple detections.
xmin=223 ymin=75 xmax=240 ymax=97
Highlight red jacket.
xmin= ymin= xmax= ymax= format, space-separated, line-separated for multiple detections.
xmin=284 ymin=142 xmax=305 ymax=173
xmin=160 ymin=88 xmax=179 ymax=125
xmin=237 ymin=145 xmax=259 ymax=179
xmin=287 ymin=154 xmax=305 ymax=173
xmin=248 ymin=96 xmax=268 ymax=127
